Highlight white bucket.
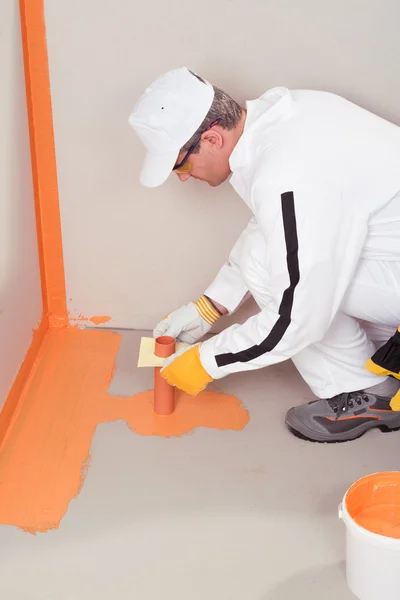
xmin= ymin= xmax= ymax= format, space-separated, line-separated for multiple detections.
xmin=339 ymin=471 xmax=400 ymax=600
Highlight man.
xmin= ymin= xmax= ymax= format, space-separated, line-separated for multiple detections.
xmin=129 ymin=67 xmax=400 ymax=443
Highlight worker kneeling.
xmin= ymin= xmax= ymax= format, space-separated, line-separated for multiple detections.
xmin=129 ymin=67 xmax=400 ymax=443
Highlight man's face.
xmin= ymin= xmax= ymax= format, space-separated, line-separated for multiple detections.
xmin=174 ymin=129 xmax=232 ymax=187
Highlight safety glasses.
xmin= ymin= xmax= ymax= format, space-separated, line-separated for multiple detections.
xmin=173 ymin=118 xmax=221 ymax=174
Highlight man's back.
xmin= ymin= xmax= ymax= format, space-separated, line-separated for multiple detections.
xmin=237 ymin=88 xmax=400 ymax=219
xmin=230 ymin=87 xmax=400 ymax=263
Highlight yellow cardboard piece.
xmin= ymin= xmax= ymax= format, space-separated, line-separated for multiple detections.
xmin=137 ymin=337 xmax=188 ymax=368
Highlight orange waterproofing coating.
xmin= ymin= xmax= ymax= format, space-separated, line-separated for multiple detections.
xmin=20 ymin=0 xmax=67 ymax=323
xmin=0 ymin=0 xmax=67 ymax=446
xmin=2 ymin=0 xmax=249 ymax=535
xmin=1 ymin=0 xmax=113 ymax=447
xmin=346 ymin=472 xmax=400 ymax=539
xmin=0 ymin=0 xmax=69 ymax=444
xmin=154 ymin=336 xmax=176 ymax=415
xmin=0 ymin=319 xmax=47 ymax=452
xmin=0 ymin=328 xmax=249 ymax=533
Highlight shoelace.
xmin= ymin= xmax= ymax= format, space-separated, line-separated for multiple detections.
xmin=327 ymin=391 xmax=370 ymax=422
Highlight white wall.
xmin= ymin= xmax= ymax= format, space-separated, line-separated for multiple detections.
xmin=0 ymin=1 xmax=43 ymax=408
xmin=45 ymin=0 xmax=400 ymax=330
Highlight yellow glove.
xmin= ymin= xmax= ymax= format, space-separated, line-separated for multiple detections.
xmin=160 ymin=344 xmax=213 ymax=396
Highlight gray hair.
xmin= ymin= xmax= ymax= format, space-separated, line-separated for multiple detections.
xmin=181 ymin=73 xmax=243 ymax=153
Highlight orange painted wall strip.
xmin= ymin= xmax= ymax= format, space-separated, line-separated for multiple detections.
xmin=0 ymin=3 xmax=250 ymax=535
xmin=0 ymin=319 xmax=48 ymax=452
xmin=19 ymin=0 xmax=67 ymax=322
xmin=0 ymin=1 xmax=68 ymax=447
xmin=1 ymin=0 xmax=114 ymax=450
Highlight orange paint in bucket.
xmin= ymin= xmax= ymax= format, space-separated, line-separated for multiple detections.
xmin=340 ymin=472 xmax=400 ymax=600
xmin=346 ymin=472 xmax=400 ymax=539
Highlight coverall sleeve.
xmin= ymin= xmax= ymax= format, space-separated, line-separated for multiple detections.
xmin=203 ymin=218 xmax=258 ymax=313
xmin=200 ymin=184 xmax=369 ymax=379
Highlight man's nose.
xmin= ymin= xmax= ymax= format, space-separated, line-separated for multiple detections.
xmin=177 ymin=172 xmax=191 ymax=182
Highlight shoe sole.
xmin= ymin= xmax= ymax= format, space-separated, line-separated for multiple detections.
xmin=285 ymin=410 xmax=400 ymax=443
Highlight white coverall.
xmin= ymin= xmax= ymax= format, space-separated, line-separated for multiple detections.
xmin=199 ymin=87 xmax=400 ymax=399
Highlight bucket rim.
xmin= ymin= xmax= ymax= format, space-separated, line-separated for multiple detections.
xmin=341 ymin=470 xmax=400 ymax=545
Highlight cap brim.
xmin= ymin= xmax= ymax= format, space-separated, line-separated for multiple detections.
xmin=140 ymin=149 xmax=179 ymax=188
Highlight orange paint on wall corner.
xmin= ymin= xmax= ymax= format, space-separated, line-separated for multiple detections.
xmin=20 ymin=0 xmax=67 ymax=321
xmin=1 ymin=0 xmax=70 ymax=448
xmin=1 ymin=0 xmax=249 ymax=539
xmin=0 ymin=317 xmax=48 ymax=452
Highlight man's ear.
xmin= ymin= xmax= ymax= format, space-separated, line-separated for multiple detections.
xmin=201 ymin=130 xmax=224 ymax=149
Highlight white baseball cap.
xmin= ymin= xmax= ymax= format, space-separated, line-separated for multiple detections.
xmin=129 ymin=67 xmax=214 ymax=187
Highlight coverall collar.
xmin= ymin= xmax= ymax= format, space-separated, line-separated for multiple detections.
xmin=229 ymin=86 xmax=292 ymax=173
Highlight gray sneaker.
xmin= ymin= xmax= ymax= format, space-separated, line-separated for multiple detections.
xmin=285 ymin=391 xmax=400 ymax=443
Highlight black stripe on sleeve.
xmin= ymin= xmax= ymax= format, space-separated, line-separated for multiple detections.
xmin=215 ymin=191 xmax=300 ymax=367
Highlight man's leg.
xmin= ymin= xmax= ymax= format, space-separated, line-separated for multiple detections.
xmin=286 ymin=259 xmax=400 ymax=442
xmin=239 ymin=229 xmax=400 ymax=441
xmin=285 ymin=312 xmax=400 ymax=442
xmin=239 ymin=231 xmax=400 ymax=442
xmin=291 ymin=312 xmax=389 ymax=399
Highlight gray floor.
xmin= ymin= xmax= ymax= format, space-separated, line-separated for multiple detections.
xmin=0 ymin=329 xmax=399 ymax=600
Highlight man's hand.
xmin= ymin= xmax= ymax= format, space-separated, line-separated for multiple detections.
xmin=161 ymin=344 xmax=213 ymax=395
xmin=153 ymin=296 xmax=224 ymax=344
